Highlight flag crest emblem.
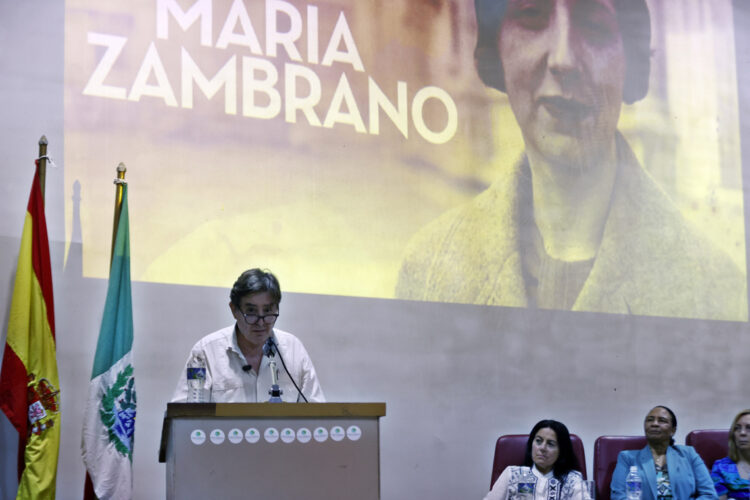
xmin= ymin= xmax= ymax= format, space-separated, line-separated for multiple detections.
xmin=100 ymin=364 xmax=136 ymax=460
xmin=27 ymin=373 xmax=60 ymax=436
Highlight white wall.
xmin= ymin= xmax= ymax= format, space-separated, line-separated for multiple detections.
xmin=2 ymin=239 xmax=748 ymax=500
xmin=1 ymin=1 xmax=750 ymax=499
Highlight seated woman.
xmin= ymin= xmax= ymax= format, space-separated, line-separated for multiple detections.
xmin=611 ymin=406 xmax=717 ymax=500
xmin=485 ymin=420 xmax=586 ymax=500
xmin=711 ymin=409 xmax=750 ymax=500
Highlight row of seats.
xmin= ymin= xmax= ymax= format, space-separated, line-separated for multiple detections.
xmin=490 ymin=430 xmax=728 ymax=500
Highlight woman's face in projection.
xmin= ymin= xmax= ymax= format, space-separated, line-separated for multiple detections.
xmin=498 ymin=0 xmax=626 ymax=169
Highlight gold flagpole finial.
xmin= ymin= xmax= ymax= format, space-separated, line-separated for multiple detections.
xmin=110 ymin=163 xmax=127 ymax=265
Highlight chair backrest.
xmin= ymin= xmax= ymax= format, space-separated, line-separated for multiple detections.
xmin=686 ymin=429 xmax=728 ymax=471
xmin=593 ymin=436 xmax=647 ymax=500
xmin=490 ymin=433 xmax=587 ymax=489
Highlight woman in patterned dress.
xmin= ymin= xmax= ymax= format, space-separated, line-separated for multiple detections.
xmin=712 ymin=410 xmax=750 ymax=500
xmin=485 ymin=420 xmax=587 ymax=500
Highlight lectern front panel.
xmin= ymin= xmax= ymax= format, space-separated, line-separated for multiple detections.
xmin=167 ymin=415 xmax=380 ymax=499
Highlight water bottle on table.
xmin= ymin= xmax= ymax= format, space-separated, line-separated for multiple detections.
xmin=517 ymin=466 xmax=537 ymax=500
xmin=186 ymin=353 xmax=207 ymax=403
xmin=625 ymin=466 xmax=642 ymax=500
xmin=584 ymin=479 xmax=596 ymax=500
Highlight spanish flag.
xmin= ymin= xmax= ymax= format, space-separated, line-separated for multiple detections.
xmin=0 ymin=163 xmax=61 ymax=499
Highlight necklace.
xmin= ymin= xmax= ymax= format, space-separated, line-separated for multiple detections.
xmin=651 ymin=451 xmax=666 ymax=467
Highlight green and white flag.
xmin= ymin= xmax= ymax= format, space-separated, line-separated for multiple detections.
xmin=81 ymin=184 xmax=136 ymax=499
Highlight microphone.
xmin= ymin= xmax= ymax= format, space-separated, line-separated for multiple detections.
xmin=241 ymin=364 xmax=252 ymax=372
xmin=263 ymin=337 xmax=276 ymax=358
xmin=264 ymin=336 xmax=282 ymax=402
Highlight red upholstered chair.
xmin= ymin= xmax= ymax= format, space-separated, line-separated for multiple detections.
xmin=686 ymin=429 xmax=728 ymax=471
xmin=490 ymin=434 xmax=587 ymax=489
xmin=593 ymin=436 xmax=647 ymax=500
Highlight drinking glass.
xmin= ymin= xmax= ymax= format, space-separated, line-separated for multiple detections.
xmin=584 ymin=480 xmax=596 ymax=500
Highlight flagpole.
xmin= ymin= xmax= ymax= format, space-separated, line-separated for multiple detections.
xmin=110 ymin=163 xmax=127 ymax=264
xmin=38 ymin=135 xmax=48 ymax=202
xmin=84 ymin=163 xmax=129 ymax=500
xmin=83 ymin=162 xmax=135 ymax=500
xmin=0 ymin=134 xmax=60 ymax=498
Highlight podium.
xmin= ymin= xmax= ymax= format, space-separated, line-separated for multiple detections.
xmin=159 ymin=402 xmax=386 ymax=499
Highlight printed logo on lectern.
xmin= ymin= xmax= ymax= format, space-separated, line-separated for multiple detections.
xmin=264 ymin=427 xmax=279 ymax=443
xmin=210 ymin=429 xmax=225 ymax=444
xmin=330 ymin=426 xmax=346 ymax=442
xmin=313 ymin=426 xmax=329 ymax=442
xmin=297 ymin=427 xmax=312 ymax=443
xmin=228 ymin=428 xmax=243 ymax=444
xmin=190 ymin=429 xmax=206 ymax=445
xmin=280 ymin=427 xmax=296 ymax=443
xmin=245 ymin=427 xmax=260 ymax=443
xmin=346 ymin=425 xmax=362 ymax=441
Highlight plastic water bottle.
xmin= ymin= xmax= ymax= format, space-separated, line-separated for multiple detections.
xmin=517 ymin=466 xmax=537 ymax=500
xmin=186 ymin=353 xmax=207 ymax=403
xmin=625 ymin=466 xmax=642 ymax=500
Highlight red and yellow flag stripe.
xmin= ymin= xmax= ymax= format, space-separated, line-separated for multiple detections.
xmin=0 ymin=165 xmax=60 ymax=500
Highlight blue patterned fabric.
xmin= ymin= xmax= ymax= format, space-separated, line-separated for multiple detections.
xmin=711 ymin=457 xmax=750 ymax=499
xmin=655 ymin=463 xmax=673 ymax=500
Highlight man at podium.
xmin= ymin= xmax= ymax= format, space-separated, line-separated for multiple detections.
xmin=171 ymin=268 xmax=325 ymax=403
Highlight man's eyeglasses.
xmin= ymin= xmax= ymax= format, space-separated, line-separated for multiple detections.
xmin=239 ymin=312 xmax=279 ymax=325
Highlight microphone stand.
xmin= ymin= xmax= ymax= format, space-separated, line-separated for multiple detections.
xmin=263 ymin=338 xmax=283 ymax=403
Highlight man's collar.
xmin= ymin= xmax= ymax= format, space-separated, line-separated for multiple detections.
xmin=228 ymin=323 xmax=244 ymax=354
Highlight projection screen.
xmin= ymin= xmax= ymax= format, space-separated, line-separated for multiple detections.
xmin=64 ymin=0 xmax=748 ymax=321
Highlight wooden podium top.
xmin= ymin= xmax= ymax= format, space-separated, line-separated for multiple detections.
xmin=166 ymin=402 xmax=386 ymax=418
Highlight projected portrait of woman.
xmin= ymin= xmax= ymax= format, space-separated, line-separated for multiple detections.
xmin=395 ymin=0 xmax=747 ymax=320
